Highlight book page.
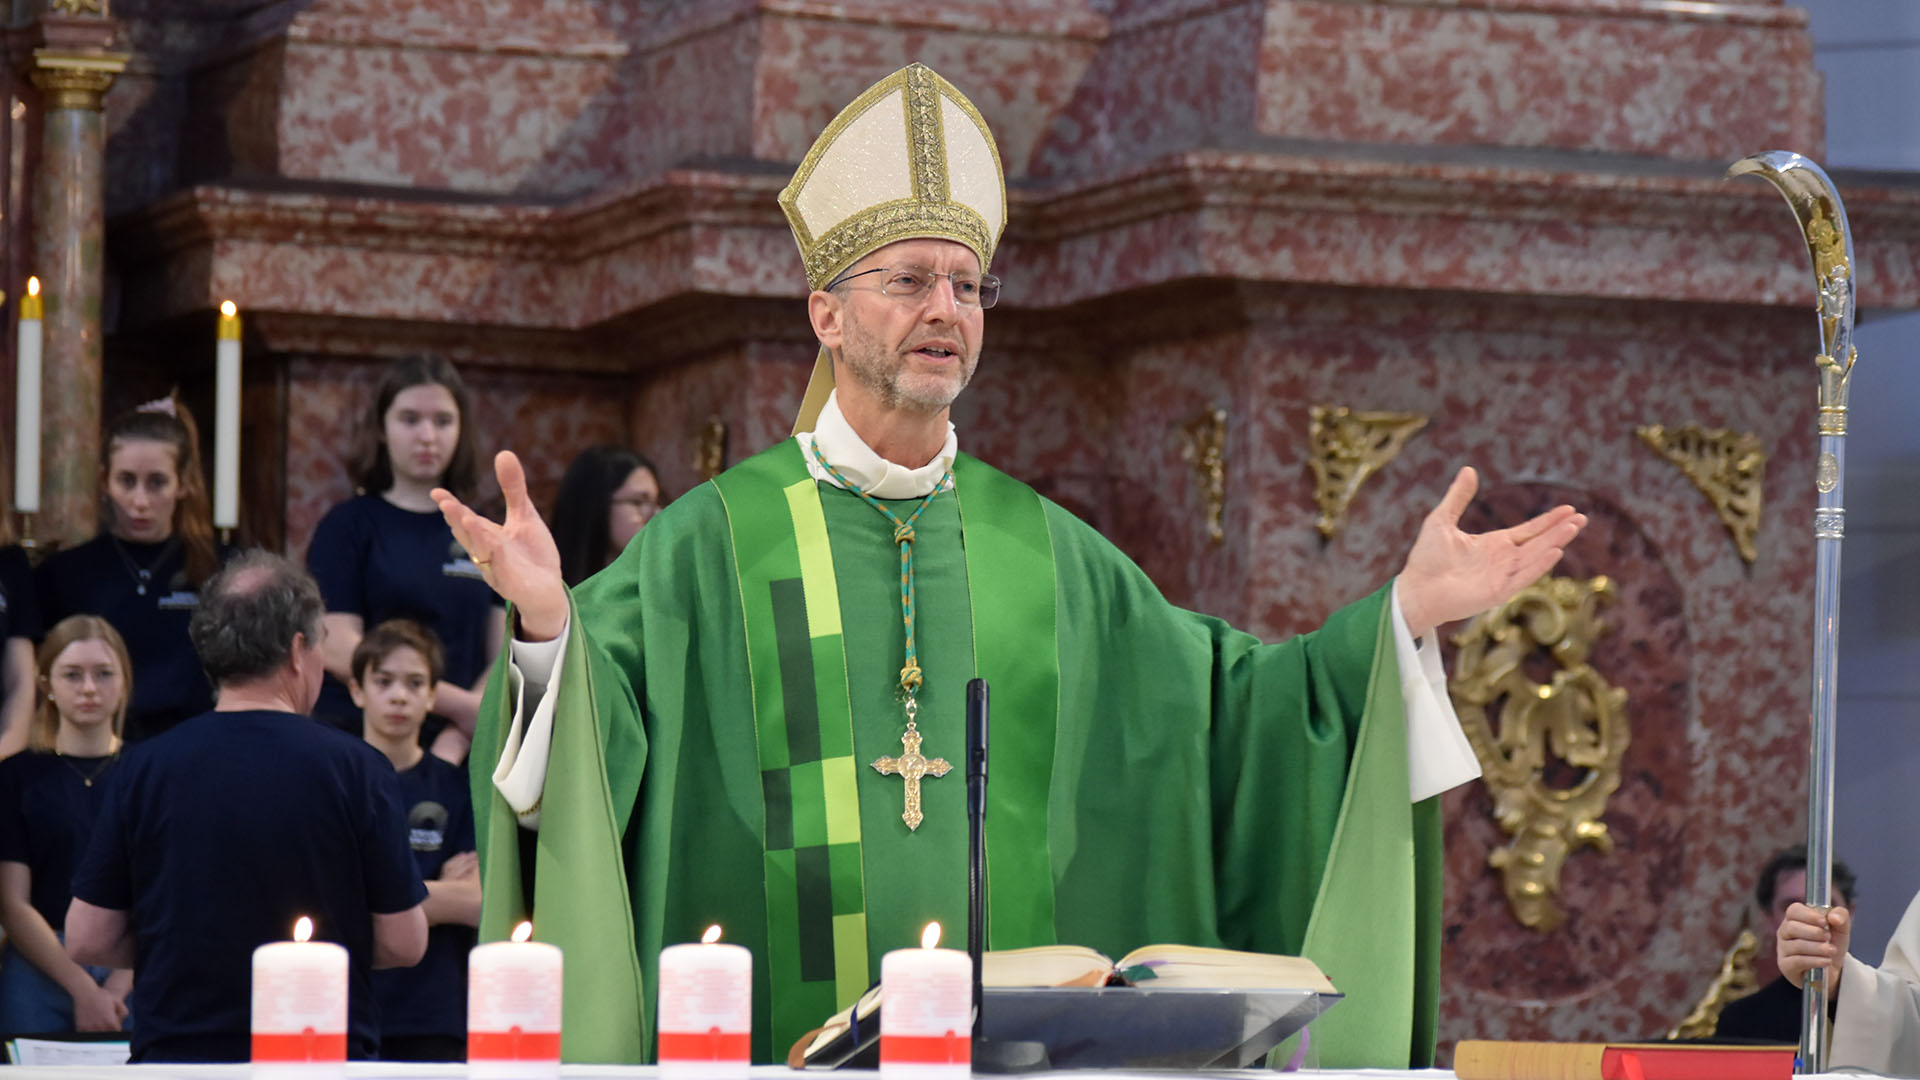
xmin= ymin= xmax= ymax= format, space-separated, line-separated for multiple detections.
xmin=1113 ymin=944 xmax=1334 ymax=993
xmin=982 ymin=944 xmax=1112 ymax=987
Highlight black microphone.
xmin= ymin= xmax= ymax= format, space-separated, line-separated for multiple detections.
xmin=966 ymin=678 xmax=1048 ymax=1074
xmin=966 ymin=678 xmax=989 ymax=1035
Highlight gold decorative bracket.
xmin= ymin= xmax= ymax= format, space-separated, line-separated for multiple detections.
xmin=1177 ymin=408 xmax=1227 ymax=545
xmin=693 ymin=416 xmax=728 ymax=481
xmin=1308 ymin=405 xmax=1426 ymax=539
xmin=1636 ymin=424 xmax=1766 ymax=564
xmin=1449 ymin=574 xmax=1630 ymax=932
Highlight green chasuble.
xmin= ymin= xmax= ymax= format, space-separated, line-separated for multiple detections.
xmin=470 ymin=440 xmax=1441 ymax=1068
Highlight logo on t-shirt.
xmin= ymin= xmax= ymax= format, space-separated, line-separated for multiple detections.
xmin=408 ymin=800 xmax=449 ymax=852
xmin=443 ymin=540 xmax=484 ymax=581
xmin=156 ymin=570 xmax=200 ymax=611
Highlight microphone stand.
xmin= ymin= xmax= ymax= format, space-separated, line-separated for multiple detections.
xmin=966 ymin=678 xmax=1047 ymax=1073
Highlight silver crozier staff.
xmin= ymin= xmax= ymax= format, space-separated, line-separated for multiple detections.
xmin=1729 ymin=150 xmax=1857 ymax=1075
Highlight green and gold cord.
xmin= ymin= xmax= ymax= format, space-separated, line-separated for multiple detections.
xmin=808 ymin=439 xmax=951 ymax=698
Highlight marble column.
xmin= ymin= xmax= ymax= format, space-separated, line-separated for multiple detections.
xmin=28 ymin=51 xmax=124 ymax=548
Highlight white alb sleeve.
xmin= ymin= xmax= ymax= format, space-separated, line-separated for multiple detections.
xmin=1391 ymin=581 xmax=1482 ymax=803
xmin=491 ymin=616 xmax=570 ymax=830
xmin=1833 ymin=889 xmax=1920 ymax=1074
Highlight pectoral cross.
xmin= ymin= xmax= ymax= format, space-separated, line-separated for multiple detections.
xmin=872 ymin=720 xmax=951 ymax=831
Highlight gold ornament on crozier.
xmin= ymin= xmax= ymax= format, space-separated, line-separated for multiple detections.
xmin=1450 ymin=575 xmax=1630 ymax=932
xmin=1308 ymin=406 xmax=1427 ymax=539
xmin=1667 ymin=927 xmax=1761 ymax=1040
xmin=1636 ymin=425 xmax=1766 ymax=564
xmin=693 ymin=416 xmax=727 ymax=481
xmin=1177 ymin=408 xmax=1227 ymax=545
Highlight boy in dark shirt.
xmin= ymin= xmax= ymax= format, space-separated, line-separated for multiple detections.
xmin=352 ymin=619 xmax=479 ymax=1061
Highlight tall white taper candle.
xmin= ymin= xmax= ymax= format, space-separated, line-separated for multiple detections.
xmin=13 ymin=277 xmax=41 ymax=514
xmin=214 ymin=300 xmax=241 ymax=530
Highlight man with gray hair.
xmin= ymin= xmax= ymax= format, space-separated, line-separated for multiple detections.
xmin=65 ymin=551 xmax=428 ymax=1063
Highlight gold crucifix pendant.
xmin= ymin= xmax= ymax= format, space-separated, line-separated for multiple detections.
xmin=872 ymin=717 xmax=951 ymax=831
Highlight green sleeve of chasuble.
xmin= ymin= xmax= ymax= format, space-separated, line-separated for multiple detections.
xmin=1038 ymin=503 xmax=1440 ymax=1068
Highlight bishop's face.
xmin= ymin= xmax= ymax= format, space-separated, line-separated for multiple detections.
xmin=825 ymin=238 xmax=985 ymax=414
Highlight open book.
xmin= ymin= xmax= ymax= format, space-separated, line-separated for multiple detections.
xmin=790 ymin=944 xmax=1335 ymax=1067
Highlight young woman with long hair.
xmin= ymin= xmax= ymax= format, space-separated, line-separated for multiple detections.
xmin=0 ymin=616 xmax=133 ymax=1033
xmin=35 ymin=395 xmax=221 ymax=742
xmin=306 ymin=357 xmax=505 ymax=763
xmin=549 ymin=445 xmax=663 ymax=586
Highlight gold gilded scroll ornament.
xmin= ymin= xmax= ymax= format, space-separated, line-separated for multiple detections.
xmin=1667 ymin=927 xmax=1761 ymax=1040
xmin=1450 ymin=575 xmax=1630 ymax=932
xmin=1308 ymin=406 xmax=1426 ymax=539
xmin=1636 ymin=424 xmax=1766 ymax=564
xmin=694 ymin=416 xmax=728 ymax=481
xmin=1178 ymin=408 xmax=1228 ymax=544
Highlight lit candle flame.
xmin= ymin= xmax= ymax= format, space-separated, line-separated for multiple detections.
xmin=512 ymin=921 xmax=534 ymax=944
xmin=220 ymin=300 xmax=237 ymax=317
xmin=26 ymin=277 xmax=38 ymax=298
xmin=293 ymin=916 xmax=313 ymax=943
xmin=702 ymin=924 xmax=723 ymax=945
xmin=922 ymin=922 xmax=941 ymax=949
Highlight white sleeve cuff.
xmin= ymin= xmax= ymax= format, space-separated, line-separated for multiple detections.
xmin=1392 ymin=580 xmax=1482 ymax=803
xmin=492 ymin=617 xmax=570 ymax=830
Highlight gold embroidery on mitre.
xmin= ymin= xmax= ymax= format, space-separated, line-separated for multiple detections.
xmin=1449 ymin=574 xmax=1630 ymax=933
xmin=1635 ymin=424 xmax=1766 ymax=564
xmin=1308 ymin=406 xmax=1428 ymax=539
xmin=778 ymin=63 xmax=1007 ymax=291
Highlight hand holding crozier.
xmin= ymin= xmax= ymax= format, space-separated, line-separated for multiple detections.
xmin=1779 ymin=901 xmax=1850 ymax=996
xmin=1394 ymin=467 xmax=1588 ymax=639
xmin=433 ymin=451 xmax=569 ymax=642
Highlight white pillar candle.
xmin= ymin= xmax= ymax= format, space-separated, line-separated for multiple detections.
xmin=880 ymin=922 xmax=971 ymax=1078
xmin=213 ymin=300 xmax=241 ymax=530
xmin=251 ymin=916 xmax=347 ymax=1071
xmin=13 ymin=277 xmax=40 ymax=514
xmin=468 ymin=921 xmax=563 ymax=1079
xmin=657 ymin=925 xmax=752 ymax=1079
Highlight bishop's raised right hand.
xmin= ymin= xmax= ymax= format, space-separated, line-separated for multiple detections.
xmin=433 ymin=451 xmax=569 ymax=642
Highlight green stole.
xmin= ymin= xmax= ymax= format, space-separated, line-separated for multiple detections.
xmin=711 ymin=441 xmax=1061 ymax=1049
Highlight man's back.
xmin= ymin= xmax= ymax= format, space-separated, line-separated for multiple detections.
xmin=72 ymin=710 xmax=424 ymax=1062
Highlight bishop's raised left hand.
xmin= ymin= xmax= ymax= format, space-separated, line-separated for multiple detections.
xmin=1394 ymin=466 xmax=1587 ymax=640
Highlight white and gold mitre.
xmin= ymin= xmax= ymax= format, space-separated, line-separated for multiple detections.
xmin=780 ymin=63 xmax=1006 ymax=432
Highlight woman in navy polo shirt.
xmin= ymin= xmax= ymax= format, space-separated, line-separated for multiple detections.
xmin=307 ymin=357 xmax=504 ymax=764
xmin=0 ymin=616 xmax=134 ymax=1033
xmin=35 ymin=397 xmax=221 ymax=743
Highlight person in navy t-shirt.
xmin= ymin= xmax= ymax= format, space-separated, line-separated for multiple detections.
xmin=307 ymin=357 xmax=504 ymax=764
xmin=351 ymin=619 xmax=478 ymax=1061
xmin=35 ymin=396 xmax=225 ymax=743
xmin=66 ymin=552 xmax=427 ymax=1063
xmin=0 ymin=537 xmax=42 ymax=755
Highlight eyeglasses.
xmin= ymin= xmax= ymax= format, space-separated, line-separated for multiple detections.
xmin=827 ymin=266 xmax=1002 ymax=309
